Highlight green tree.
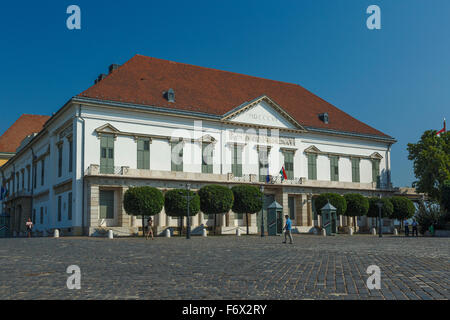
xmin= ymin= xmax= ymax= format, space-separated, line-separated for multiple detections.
xmin=231 ymin=185 xmax=263 ymax=235
xmin=390 ymin=196 xmax=416 ymax=222
xmin=123 ymin=186 xmax=164 ymax=237
xmin=314 ymin=193 xmax=347 ymax=216
xmin=198 ymin=185 xmax=234 ymax=235
xmin=344 ymin=193 xmax=369 ymax=228
xmin=164 ymin=189 xmax=200 ymax=235
xmin=407 ymin=130 xmax=450 ymax=201
xmin=367 ymin=197 xmax=394 ymax=232
xmin=441 ymin=180 xmax=450 ymax=213
xmin=415 ymin=201 xmax=444 ymax=235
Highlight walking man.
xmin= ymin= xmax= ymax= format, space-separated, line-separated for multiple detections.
xmin=412 ymin=219 xmax=418 ymax=237
xmin=25 ymin=218 xmax=33 ymax=238
xmin=282 ymin=215 xmax=293 ymax=244
xmin=404 ymin=219 xmax=409 ymax=237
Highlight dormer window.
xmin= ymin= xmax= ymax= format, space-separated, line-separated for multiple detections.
xmin=165 ymin=88 xmax=175 ymax=103
xmin=319 ymin=112 xmax=329 ymax=124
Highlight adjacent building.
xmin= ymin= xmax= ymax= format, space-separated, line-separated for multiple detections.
xmin=0 ymin=55 xmax=397 ymax=236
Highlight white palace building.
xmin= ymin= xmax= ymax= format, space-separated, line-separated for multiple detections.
xmin=0 ymin=55 xmax=397 ymax=236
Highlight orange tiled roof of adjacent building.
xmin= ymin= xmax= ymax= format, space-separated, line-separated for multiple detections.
xmin=0 ymin=114 xmax=50 ymax=153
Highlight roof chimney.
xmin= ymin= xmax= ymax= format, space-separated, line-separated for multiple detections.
xmin=95 ymin=73 xmax=107 ymax=84
xmin=108 ymin=64 xmax=120 ymax=74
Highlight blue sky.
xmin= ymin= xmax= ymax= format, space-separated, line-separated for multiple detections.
xmin=0 ymin=0 xmax=448 ymax=187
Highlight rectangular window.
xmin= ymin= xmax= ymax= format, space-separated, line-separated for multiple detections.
xmin=231 ymin=144 xmax=242 ymax=177
xmin=259 ymin=149 xmax=269 ymax=182
xmin=137 ymin=138 xmax=150 ymax=169
xmin=283 ymin=151 xmax=294 ymax=180
xmin=351 ymin=158 xmax=360 ymax=183
xmin=372 ymin=160 xmax=380 ymax=185
xmin=16 ymin=173 xmax=19 ymax=191
xmin=99 ymin=190 xmax=114 ymax=219
xmin=58 ymin=143 xmax=63 ymax=177
xmin=27 ymin=167 xmax=30 ymax=191
xmin=68 ymin=192 xmax=73 ymax=220
xmin=41 ymin=159 xmax=45 ymax=186
xmin=202 ymin=143 xmax=213 ymax=174
xmin=40 ymin=207 xmax=44 ymax=224
xmin=307 ymin=154 xmax=317 ymax=180
xmin=330 ymin=156 xmax=339 ymax=181
xmin=21 ymin=171 xmax=24 ymax=190
xmin=33 ymin=209 xmax=36 ymax=224
xmin=171 ymin=141 xmax=183 ymax=172
xmin=57 ymin=196 xmax=62 ymax=222
xmin=68 ymin=139 xmax=73 ymax=173
xmin=288 ymin=196 xmax=295 ymax=220
xmin=33 ymin=163 xmax=37 ymax=189
xmin=236 ymin=212 xmax=243 ymax=220
xmin=100 ymin=135 xmax=114 ymax=174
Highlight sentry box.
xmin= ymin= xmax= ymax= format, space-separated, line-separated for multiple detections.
xmin=321 ymin=201 xmax=338 ymax=235
xmin=267 ymin=201 xmax=283 ymax=236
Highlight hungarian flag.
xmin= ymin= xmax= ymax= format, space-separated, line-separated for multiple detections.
xmin=280 ymin=167 xmax=288 ymax=181
xmin=436 ymin=118 xmax=446 ymax=136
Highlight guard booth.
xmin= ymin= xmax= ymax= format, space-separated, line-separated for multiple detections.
xmin=321 ymin=202 xmax=337 ymax=235
xmin=267 ymin=201 xmax=283 ymax=236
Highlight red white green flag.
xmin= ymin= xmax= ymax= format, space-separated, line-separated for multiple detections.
xmin=280 ymin=167 xmax=288 ymax=181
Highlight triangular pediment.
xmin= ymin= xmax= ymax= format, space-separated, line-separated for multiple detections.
xmin=95 ymin=123 xmax=120 ymax=134
xmin=370 ymin=152 xmax=383 ymax=160
xmin=222 ymin=96 xmax=305 ymax=131
xmin=304 ymin=145 xmax=321 ymax=154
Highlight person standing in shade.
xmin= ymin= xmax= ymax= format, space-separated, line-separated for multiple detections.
xmin=282 ymin=215 xmax=293 ymax=244
xmin=146 ymin=216 xmax=154 ymax=240
xmin=404 ymin=219 xmax=409 ymax=237
xmin=25 ymin=218 xmax=33 ymax=238
xmin=411 ymin=219 xmax=418 ymax=237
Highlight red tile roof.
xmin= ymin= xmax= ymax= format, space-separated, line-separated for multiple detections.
xmin=78 ymin=54 xmax=392 ymax=139
xmin=0 ymin=114 xmax=50 ymax=153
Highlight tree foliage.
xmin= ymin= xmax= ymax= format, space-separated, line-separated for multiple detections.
xmin=123 ymin=186 xmax=164 ymax=216
xmin=390 ymin=196 xmax=416 ymax=220
xmin=198 ymin=185 xmax=234 ymax=215
xmin=441 ymin=180 xmax=450 ymax=213
xmin=314 ymin=193 xmax=347 ymax=216
xmin=164 ymin=189 xmax=200 ymax=217
xmin=415 ymin=201 xmax=444 ymax=234
xmin=231 ymin=185 xmax=263 ymax=215
xmin=344 ymin=193 xmax=369 ymax=217
xmin=407 ymin=130 xmax=450 ymax=201
xmin=367 ymin=197 xmax=394 ymax=218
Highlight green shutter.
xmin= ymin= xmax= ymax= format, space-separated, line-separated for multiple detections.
xmin=171 ymin=141 xmax=183 ymax=172
xmin=202 ymin=143 xmax=213 ymax=173
xmin=308 ymin=154 xmax=317 ymax=180
xmin=330 ymin=156 xmax=339 ymax=181
xmin=99 ymin=190 xmax=114 ymax=219
xmin=137 ymin=138 xmax=150 ymax=169
xmin=284 ymin=151 xmax=294 ymax=180
xmin=231 ymin=145 xmax=243 ymax=177
xmin=352 ymin=158 xmax=360 ymax=183
xmin=372 ymin=160 xmax=380 ymax=184
xmin=100 ymin=135 xmax=114 ymax=174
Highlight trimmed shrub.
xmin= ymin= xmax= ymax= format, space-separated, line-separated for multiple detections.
xmin=164 ymin=189 xmax=200 ymax=218
xmin=390 ymin=196 xmax=416 ymax=221
xmin=198 ymin=185 xmax=234 ymax=234
xmin=367 ymin=197 xmax=394 ymax=218
xmin=314 ymin=193 xmax=347 ymax=216
xmin=231 ymin=185 xmax=263 ymax=235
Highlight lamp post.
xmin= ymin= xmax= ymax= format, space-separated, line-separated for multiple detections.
xmin=376 ymin=195 xmax=383 ymax=238
xmin=260 ymin=185 xmax=265 ymax=237
xmin=182 ymin=183 xmax=192 ymax=240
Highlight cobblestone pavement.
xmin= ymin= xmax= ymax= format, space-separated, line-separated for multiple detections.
xmin=0 ymin=235 xmax=449 ymax=300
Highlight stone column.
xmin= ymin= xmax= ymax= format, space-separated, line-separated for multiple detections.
xmin=88 ymin=184 xmax=100 ymax=228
